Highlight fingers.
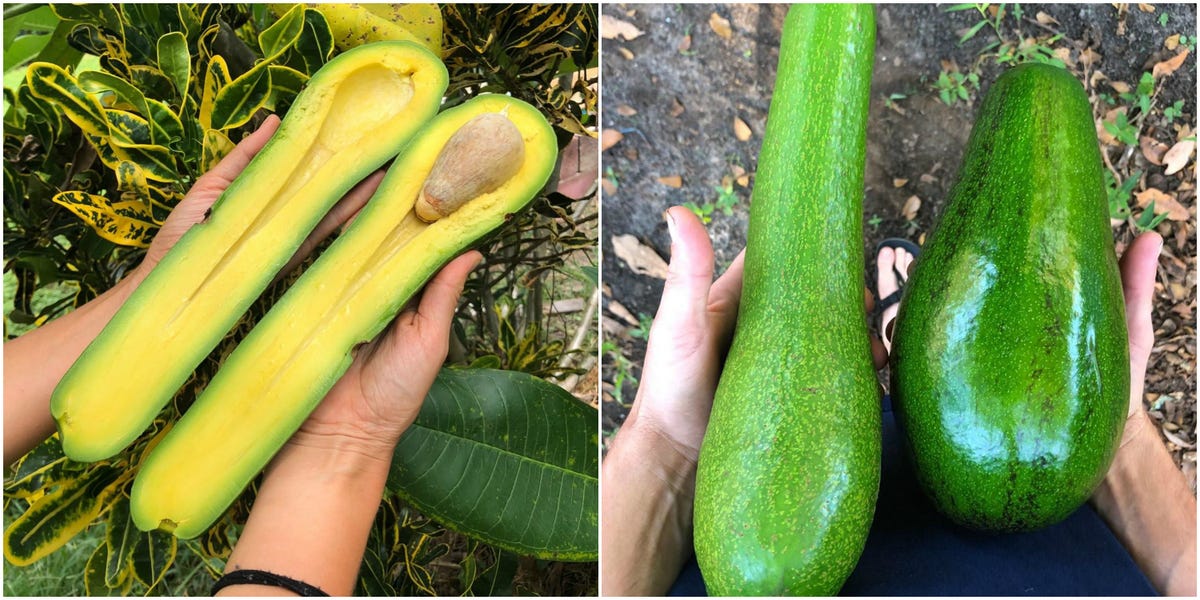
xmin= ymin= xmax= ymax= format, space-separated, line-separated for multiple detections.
xmin=200 ymin=115 xmax=282 ymax=190
xmin=1119 ymin=232 xmax=1163 ymax=404
xmin=708 ymin=249 xmax=745 ymax=352
xmin=415 ymin=251 xmax=483 ymax=336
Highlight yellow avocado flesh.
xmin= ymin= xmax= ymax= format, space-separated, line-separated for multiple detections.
xmin=51 ymin=42 xmax=447 ymax=462
xmin=130 ymin=95 xmax=558 ymax=537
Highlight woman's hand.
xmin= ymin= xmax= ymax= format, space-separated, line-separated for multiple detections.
xmin=1092 ymin=231 xmax=1196 ymax=597
xmin=286 ymin=251 xmax=483 ymax=460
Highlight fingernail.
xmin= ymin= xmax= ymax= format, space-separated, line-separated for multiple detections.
xmin=663 ymin=210 xmax=677 ymax=242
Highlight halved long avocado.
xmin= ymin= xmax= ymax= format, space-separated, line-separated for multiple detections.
xmin=130 ymin=95 xmax=558 ymax=538
xmin=51 ymin=42 xmax=448 ymax=463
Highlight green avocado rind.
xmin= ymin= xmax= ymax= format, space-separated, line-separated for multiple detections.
xmin=890 ymin=63 xmax=1129 ymax=532
xmin=50 ymin=41 xmax=448 ymax=462
xmin=693 ymin=5 xmax=880 ymax=596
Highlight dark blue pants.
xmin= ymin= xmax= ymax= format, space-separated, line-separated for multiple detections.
xmin=669 ymin=397 xmax=1155 ymax=596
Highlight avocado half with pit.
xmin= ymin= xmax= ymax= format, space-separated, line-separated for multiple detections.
xmin=51 ymin=41 xmax=448 ymax=462
xmin=130 ymin=94 xmax=559 ymax=538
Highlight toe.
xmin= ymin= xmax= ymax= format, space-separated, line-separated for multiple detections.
xmin=877 ymin=246 xmax=898 ymax=298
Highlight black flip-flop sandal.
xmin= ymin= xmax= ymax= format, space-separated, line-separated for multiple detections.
xmin=873 ymin=237 xmax=921 ymax=317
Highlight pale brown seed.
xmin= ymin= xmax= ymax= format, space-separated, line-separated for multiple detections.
xmin=416 ymin=112 xmax=525 ymax=222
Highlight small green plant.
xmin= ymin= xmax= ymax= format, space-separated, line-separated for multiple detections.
xmin=1159 ymin=12 xmax=1169 ymax=27
xmin=883 ymin=92 xmax=907 ymax=111
xmin=1163 ymin=99 xmax=1185 ymax=123
xmin=1179 ymin=34 xmax=1196 ymax=51
xmin=1105 ymin=169 xmax=1141 ymax=221
xmin=683 ymin=201 xmax=715 ymax=224
xmin=602 ymin=339 xmax=638 ymax=406
xmin=604 ymin=166 xmax=619 ymax=190
xmin=1120 ymin=72 xmax=1156 ymax=116
xmin=714 ymin=181 xmax=738 ymax=215
xmin=1104 ymin=111 xmax=1139 ymax=146
xmin=1135 ymin=202 xmax=1170 ymax=233
xmin=867 ymin=214 xmax=883 ymax=228
xmin=945 ymin=3 xmax=1004 ymax=45
xmin=934 ymin=69 xmax=979 ymax=105
xmin=629 ymin=312 xmax=653 ymax=340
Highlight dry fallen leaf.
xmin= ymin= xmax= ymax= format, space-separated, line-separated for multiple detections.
xmin=920 ymin=173 xmax=937 ymax=184
xmin=1080 ymin=47 xmax=1102 ymax=67
xmin=617 ymin=46 xmax=635 ymax=60
xmin=1110 ymin=80 xmax=1132 ymax=94
xmin=1053 ymin=47 xmax=1074 ymax=66
xmin=601 ymin=129 xmax=624 ymax=151
xmin=678 ymin=34 xmax=692 ymax=53
xmin=623 ymin=146 xmax=638 ymax=161
xmin=601 ymin=15 xmax=644 ymax=41
xmin=670 ymin=98 xmax=686 ymax=118
xmin=601 ymin=178 xmax=617 ymax=197
xmin=612 ymin=234 xmax=670 ymax=279
xmin=918 ymin=232 xmax=927 ymax=245
xmin=1138 ymin=3 xmax=1155 ymax=13
xmin=1163 ymin=140 xmax=1196 ymax=175
xmin=736 ymin=174 xmax=750 ymax=187
xmin=1036 ymin=11 xmax=1060 ymax=25
xmin=1137 ymin=188 xmax=1189 ymax=221
xmin=1141 ymin=136 xmax=1170 ymax=165
xmin=730 ymin=164 xmax=746 ymax=178
xmin=734 ymin=117 xmax=752 ymax=141
xmin=893 ymin=178 xmax=908 ymax=188
xmin=617 ymin=104 xmax=638 ymax=117
xmin=657 ymin=175 xmax=683 ymax=188
xmin=1166 ymin=34 xmax=1181 ymax=51
xmin=709 ymin=12 xmax=733 ymax=40
xmin=902 ymin=195 xmax=922 ymax=220
xmin=1152 ymin=48 xmax=1189 ymax=78
xmin=606 ymin=299 xmax=639 ymax=326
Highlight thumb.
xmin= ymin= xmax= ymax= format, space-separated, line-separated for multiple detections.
xmin=653 ymin=207 xmax=716 ymax=334
xmin=1119 ymin=232 xmax=1162 ymax=413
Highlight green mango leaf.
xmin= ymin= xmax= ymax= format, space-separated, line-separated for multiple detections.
xmin=259 ymin=4 xmax=305 ymax=59
xmin=130 ymin=528 xmax=176 ymax=589
xmin=388 ymin=368 xmax=598 ymax=561
xmin=104 ymin=496 xmax=136 ymax=587
xmin=3 ymin=465 xmax=122 ymax=566
xmin=209 ymin=64 xmax=271 ymax=131
xmin=156 ymin=31 xmax=189 ymax=100
xmin=52 ymin=191 xmax=158 ymax=247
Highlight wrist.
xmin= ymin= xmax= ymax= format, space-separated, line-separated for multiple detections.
xmin=273 ymin=429 xmax=396 ymax=480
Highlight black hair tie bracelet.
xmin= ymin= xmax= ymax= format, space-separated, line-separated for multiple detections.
xmin=212 ymin=569 xmax=329 ymax=596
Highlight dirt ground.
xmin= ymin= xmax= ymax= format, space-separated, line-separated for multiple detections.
xmin=600 ymin=3 xmax=1197 ymax=490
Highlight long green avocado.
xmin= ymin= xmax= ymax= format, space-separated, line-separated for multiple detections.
xmin=51 ymin=42 xmax=448 ymax=462
xmin=130 ymin=95 xmax=558 ymax=538
xmin=693 ymin=5 xmax=880 ymax=595
xmin=890 ymin=63 xmax=1129 ymax=532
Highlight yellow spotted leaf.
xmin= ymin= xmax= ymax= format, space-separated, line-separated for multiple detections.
xmin=199 ymin=55 xmax=231 ymax=130
xmin=52 ymin=191 xmax=159 ymax=247
xmin=25 ymin=62 xmax=110 ymax=138
xmin=201 ymin=129 xmax=235 ymax=173
xmin=4 ymin=466 xmax=122 ymax=566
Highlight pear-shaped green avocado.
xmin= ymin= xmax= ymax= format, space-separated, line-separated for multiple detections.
xmin=891 ymin=63 xmax=1129 ymax=532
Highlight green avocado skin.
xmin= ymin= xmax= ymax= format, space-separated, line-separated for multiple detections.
xmin=693 ymin=5 xmax=880 ymax=596
xmin=890 ymin=63 xmax=1129 ymax=532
